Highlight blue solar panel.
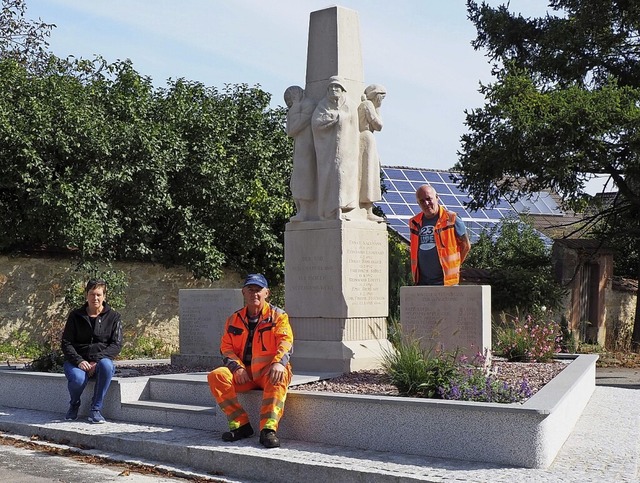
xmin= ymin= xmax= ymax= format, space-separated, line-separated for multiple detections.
xmin=376 ymin=203 xmax=394 ymax=215
xmin=383 ymin=168 xmax=406 ymax=180
xmin=393 ymin=180 xmax=415 ymax=193
xmin=438 ymin=194 xmax=458 ymax=207
xmin=396 ymin=191 xmax=416 ymax=204
xmin=482 ymin=208 xmax=504 ymax=219
xmin=424 ymin=171 xmax=443 ymax=183
xmin=448 ymin=183 xmax=465 ymax=196
xmin=383 ymin=191 xmax=404 ymax=203
xmin=430 ymin=182 xmax=452 ymax=194
xmin=449 ymin=206 xmax=471 ymax=218
xmin=472 ymin=209 xmax=490 ymax=219
xmin=513 ymin=191 xmax=562 ymax=215
xmin=392 ymin=204 xmax=415 ymax=216
xmin=404 ymin=170 xmax=426 ymax=182
xmin=377 ymin=166 xmax=557 ymax=246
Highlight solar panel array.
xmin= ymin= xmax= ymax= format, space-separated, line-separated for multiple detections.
xmin=376 ymin=166 xmax=560 ymax=243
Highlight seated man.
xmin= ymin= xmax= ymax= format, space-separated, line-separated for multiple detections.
xmin=207 ymin=273 xmax=294 ymax=448
xmin=61 ymin=279 xmax=123 ymax=423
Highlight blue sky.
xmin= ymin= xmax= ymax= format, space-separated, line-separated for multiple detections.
xmin=25 ymin=1 xmax=552 ymax=173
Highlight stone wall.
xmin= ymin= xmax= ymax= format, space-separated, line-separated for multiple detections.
xmin=0 ymin=255 xmax=242 ymax=351
xmin=604 ymin=282 xmax=638 ymax=351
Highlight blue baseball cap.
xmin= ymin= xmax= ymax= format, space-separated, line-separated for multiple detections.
xmin=243 ymin=273 xmax=268 ymax=289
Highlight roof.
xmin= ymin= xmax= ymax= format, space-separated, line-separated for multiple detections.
xmin=554 ymin=238 xmax=616 ymax=254
xmin=375 ymin=166 xmax=558 ymax=245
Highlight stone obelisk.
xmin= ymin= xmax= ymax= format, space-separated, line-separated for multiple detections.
xmin=284 ymin=6 xmax=391 ymax=373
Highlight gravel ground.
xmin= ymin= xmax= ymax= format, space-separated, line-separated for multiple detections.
xmin=116 ymin=359 xmax=567 ymax=399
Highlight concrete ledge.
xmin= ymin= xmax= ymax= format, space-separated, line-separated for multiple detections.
xmin=0 ymin=354 xmax=597 ymax=468
xmin=284 ymin=354 xmax=597 ymax=468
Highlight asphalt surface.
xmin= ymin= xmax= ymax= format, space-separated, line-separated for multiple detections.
xmin=0 ymin=365 xmax=638 ymax=482
xmin=595 ymin=366 xmax=640 ymax=389
xmin=0 ymin=438 xmax=216 ymax=483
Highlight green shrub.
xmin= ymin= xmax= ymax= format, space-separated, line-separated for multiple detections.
xmin=26 ymin=350 xmax=64 ymax=373
xmin=494 ymin=312 xmax=562 ymax=362
xmin=0 ymin=330 xmax=44 ymax=360
xmin=382 ymin=324 xmax=535 ymax=403
xmin=119 ymin=336 xmax=175 ymax=359
xmin=63 ymin=262 xmax=128 ymax=311
xmin=464 ymin=215 xmax=566 ymax=313
xmin=381 ymin=336 xmax=459 ymax=398
xmin=559 ymin=315 xmax=579 ymax=353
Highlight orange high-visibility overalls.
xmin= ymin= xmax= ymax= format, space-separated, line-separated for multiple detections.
xmin=207 ymin=303 xmax=293 ymax=431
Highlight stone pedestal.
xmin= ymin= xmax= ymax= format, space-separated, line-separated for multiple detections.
xmin=285 ymin=220 xmax=391 ymax=372
xmin=171 ymin=289 xmax=243 ymax=367
xmin=400 ymin=285 xmax=492 ymax=359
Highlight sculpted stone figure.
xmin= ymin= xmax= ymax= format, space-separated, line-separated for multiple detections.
xmin=358 ymin=84 xmax=386 ymax=222
xmin=284 ymin=85 xmax=317 ymax=221
xmin=311 ymin=76 xmax=360 ymax=220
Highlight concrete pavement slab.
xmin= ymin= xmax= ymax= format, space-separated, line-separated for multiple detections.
xmin=0 ymin=385 xmax=638 ymax=482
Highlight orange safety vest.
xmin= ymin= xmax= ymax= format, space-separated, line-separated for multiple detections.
xmin=220 ymin=302 xmax=293 ymax=379
xmin=409 ymin=206 xmax=462 ymax=286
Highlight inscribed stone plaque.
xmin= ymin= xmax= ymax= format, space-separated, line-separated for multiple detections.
xmin=178 ymin=289 xmax=243 ymax=356
xmin=400 ymin=285 xmax=491 ymax=358
xmin=285 ymin=220 xmax=388 ymax=318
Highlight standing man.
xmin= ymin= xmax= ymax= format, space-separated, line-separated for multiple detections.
xmin=207 ymin=274 xmax=294 ymax=448
xmin=61 ymin=279 xmax=122 ymax=423
xmin=410 ymin=184 xmax=471 ymax=285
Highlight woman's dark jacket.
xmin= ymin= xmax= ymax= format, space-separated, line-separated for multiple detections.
xmin=61 ymin=302 xmax=123 ymax=366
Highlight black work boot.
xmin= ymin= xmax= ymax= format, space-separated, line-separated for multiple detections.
xmin=259 ymin=428 xmax=281 ymax=448
xmin=221 ymin=423 xmax=254 ymax=442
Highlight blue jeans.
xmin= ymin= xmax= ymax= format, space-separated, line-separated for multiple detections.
xmin=63 ymin=359 xmax=115 ymax=411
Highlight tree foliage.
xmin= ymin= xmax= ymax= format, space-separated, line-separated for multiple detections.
xmin=460 ymin=0 xmax=640 ymax=345
xmin=387 ymin=231 xmax=411 ymax=319
xmin=465 ymin=216 xmax=566 ymax=313
xmin=0 ymin=0 xmax=54 ymax=72
xmin=0 ymin=54 xmax=293 ymax=283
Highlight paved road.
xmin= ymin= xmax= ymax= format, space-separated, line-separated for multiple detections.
xmin=596 ymin=366 xmax=640 ymax=389
xmin=0 ymin=435 xmax=228 ymax=483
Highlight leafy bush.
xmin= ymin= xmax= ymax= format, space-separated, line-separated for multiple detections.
xmin=26 ymin=350 xmax=64 ymax=373
xmin=0 ymin=330 xmax=43 ymax=360
xmin=464 ymin=215 xmax=566 ymax=313
xmin=63 ymin=262 xmax=128 ymax=311
xmin=382 ymin=330 xmax=534 ymax=403
xmin=559 ymin=315 xmax=579 ymax=353
xmin=494 ymin=313 xmax=562 ymax=362
xmin=382 ymin=336 xmax=459 ymax=398
xmin=119 ymin=336 xmax=175 ymax=359
xmin=438 ymin=352 xmax=533 ymax=403
xmin=387 ymin=231 xmax=411 ymax=319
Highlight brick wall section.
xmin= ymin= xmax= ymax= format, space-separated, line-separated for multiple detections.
xmin=0 ymin=255 xmax=242 ymax=350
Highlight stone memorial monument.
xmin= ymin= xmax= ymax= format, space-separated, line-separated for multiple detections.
xmin=400 ymin=285 xmax=492 ymax=359
xmin=284 ymin=6 xmax=392 ymax=372
xmin=171 ymin=289 xmax=243 ymax=367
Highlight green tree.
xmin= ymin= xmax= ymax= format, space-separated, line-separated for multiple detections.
xmin=0 ymin=0 xmax=54 ymax=72
xmin=458 ymin=1 xmax=640 ymax=347
xmin=0 ymin=54 xmax=293 ymax=284
xmin=465 ymin=216 xmax=565 ymax=313
xmin=388 ymin=230 xmax=411 ymax=319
